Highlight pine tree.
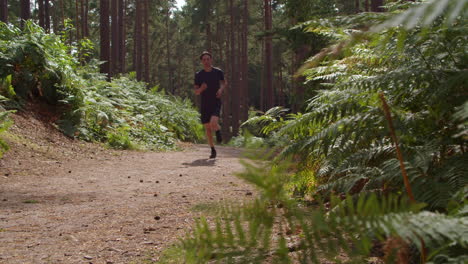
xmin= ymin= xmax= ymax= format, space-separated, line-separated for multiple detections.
xmin=0 ymin=0 xmax=7 ymax=23
xmin=100 ymin=0 xmax=110 ymax=77
xmin=111 ymin=0 xmax=119 ymax=76
xmin=20 ymin=0 xmax=30 ymax=28
xmin=264 ymin=0 xmax=273 ymax=110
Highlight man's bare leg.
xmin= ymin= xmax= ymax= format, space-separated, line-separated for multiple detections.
xmin=210 ymin=116 xmax=222 ymax=144
xmin=210 ymin=116 xmax=220 ymax=131
xmin=204 ymin=123 xmax=214 ymax=147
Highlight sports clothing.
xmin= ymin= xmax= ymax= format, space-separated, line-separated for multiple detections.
xmin=194 ymin=67 xmax=225 ymax=124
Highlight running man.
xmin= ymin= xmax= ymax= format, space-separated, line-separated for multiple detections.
xmin=194 ymin=51 xmax=227 ymax=159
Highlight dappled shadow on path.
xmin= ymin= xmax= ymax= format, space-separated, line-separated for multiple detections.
xmin=182 ymin=159 xmax=216 ymax=167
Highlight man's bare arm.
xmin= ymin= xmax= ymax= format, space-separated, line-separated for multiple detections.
xmin=216 ymin=79 xmax=227 ymax=98
xmin=194 ymin=83 xmax=207 ymax=95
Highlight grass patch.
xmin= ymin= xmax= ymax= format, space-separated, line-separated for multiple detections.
xmin=157 ymin=245 xmax=185 ymax=264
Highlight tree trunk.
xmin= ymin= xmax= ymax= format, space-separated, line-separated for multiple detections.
xmin=371 ymin=0 xmax=384 ymax=12
xmin=82 ymin=0 xmax=89 ymax=37
xmin=119 ymin=0 xmax=126 ymax=73
xmin=134 ymin=1 xmax=143 ymax=81
xmin=75 ymin=0 xmax=80 ymax=40
xmin=52 ymin=0 xmax=60 ymax=33
xmin=241 ymin=0 xmax=249 ymax=121
xmin=355 ymin=0 xmax=360 ymax=13
xmin=229 ymin=0 xmax=240 ymax=136
xmin=143 ymin=0 xmax=150 ymax=83
xmin=0 ymin=0 xmax=7 ymax=23
xmin=20 ymin=0 xmax=30 ymax=28
xmin=216 ymin=21 xmax=224 ymax=71
xmin=264 ymin=0 xmax=273 ymax=110
xmin=100 ymin=0 xmax=111 ymax=78
xmin=38 ymin=0 xmax=45 ymax=28
xmin=166 ymin=7 xmax=172 ymax=92
xmin=45 ymin=0 xmax=51 ymax=32
xmin=365 ymin=0 xmax=369 ymax=11
xmin=60 ymin=0 xmax=65 ymax=30
xmin=222 ymin=1 xmax=232 ymax=142
xmin=111 ymin=0 xmax=119 ymax=76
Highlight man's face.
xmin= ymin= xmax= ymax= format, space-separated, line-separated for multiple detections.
xmin=201 ymin=55 xmax=212 ymax=68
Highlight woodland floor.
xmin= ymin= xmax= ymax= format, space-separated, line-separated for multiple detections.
xmin=0 ymin=112 xmax=255 ymax=264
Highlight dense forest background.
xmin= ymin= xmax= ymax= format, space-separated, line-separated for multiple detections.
xmin=0 ymin=0 xmax=467 ymax=263
xmin=0 ymin=0 xmax=392 ymax=143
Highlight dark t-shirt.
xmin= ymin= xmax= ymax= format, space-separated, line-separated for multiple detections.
xmin=194 ymin=67 xmax=224 ymax=108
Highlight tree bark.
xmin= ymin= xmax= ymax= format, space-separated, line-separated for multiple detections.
xmin=365 ymin=0 xmax=369 ymax=11
xmin=264 ymin=0 xmax=273 ymax=110
xmin=100 ymin=0 xmax=110 ymax=78
xmin=355 ymin=0 xmax=360 ymax=13
xmin=75 ymin=0 xmax=80 ymax=40
xmin=143 ymin=0 xmax=150 ymax=83
xmin=222 ymin=0 xmax=232 ymax=141
xmin=51 ymin=0 xmax=60 ymax=33
xmin=20 ymin=0 xmax=30 ymax=28
xmin=38 ymin=0 xmax=45 ymax=28
xmin=111 ymin=0 xmax=119 ymax=76
xmin=371 ymin=0 xmax=384 ymax=12
xmin=60 ymin=0 xmax=65 ymax=30
xmin=82 ymin=0 xmax=89 ymax=37
xmin=119 ymin=0 xmax=126 ymax=73
xmin=134 ymin=0 xmax=143 ymax=81
xmin=100 ymin=0 xmax=110 ymax=75
xmin=0 ymin=0 xmax=7 ymax=23
xmin=44 ymin=0 xmax=50 ymax=32
xmin=166 ymin=6 xmax=172 ymax=92
xmin=241 ymin=0 xmax=249 ymax=121
xmin=230 ymin=0 xmax=240 ymax=136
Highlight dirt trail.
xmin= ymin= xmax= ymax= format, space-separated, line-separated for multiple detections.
xmin=0 ymin=115 xmax=254 ymax=264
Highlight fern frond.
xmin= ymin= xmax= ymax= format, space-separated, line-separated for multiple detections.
xmin=374 ymin=0 xmax=468 ymax=31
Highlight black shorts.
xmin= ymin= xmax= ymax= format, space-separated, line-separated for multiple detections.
xmin=201 ymin=101 xmax=221 ymax=124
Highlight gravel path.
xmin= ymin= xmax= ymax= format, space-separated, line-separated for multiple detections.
xmin=0 ymin=144 xmax=253 ymax=264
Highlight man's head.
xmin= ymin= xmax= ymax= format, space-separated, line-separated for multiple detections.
xmin=200 ymin=51 xmax=212 ymax=68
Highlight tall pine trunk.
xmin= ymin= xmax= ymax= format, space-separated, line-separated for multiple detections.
xmin=82 ymin=0 xmax=88 ymax=37
xmin=222 ymin=1 xmax=232 ymax=142
xmin=166 ymin=7 xmax=172 ymax=92
xmin=241 ymin=0 xmax=249 ymax=121
xmin=60 ymin=0 xmax=65 ymax=30
xmin=51 ymin=0 xmax=59 ymax=33
xmin=20 ymin=0 xmax=30 ymax=28
xmin=38 ymin=0 xmax=44 ymax=28
xmin=134 ymin=1 xmax=143 ymax=81
xmin=371 ymin=0 xmax=384 ymax=12
xmin=264 ymin=0 xmax=273 ymax=110
xmin=143 ymin=0 xmax=150 ymax=83
xmin=0 ymin=0 xmax=7 ymax=23
xmin=229 ymin=0 xmax=240 ymax=136
xmin=100 ymin=0 xmax=110 ymax=78
xmin=75 ymin=0 xmax=80 ymax=40
xmin=119 ymin=0 xmax=126 ymax=73
xmin=111 ymin=0 xmax=119 ymax=76
xmin=44 ymin=0 xmax=50 ymax=32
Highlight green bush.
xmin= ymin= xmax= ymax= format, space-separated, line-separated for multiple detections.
xmin=0 ymin=22 xmax=202 ymax=151
xmin=0 ymin=96 xmax=12 ymax=158
xmin=62 ymin=76 xmax=203 ymax=150
xmin=0 ymin=21 xmax=82 ymax=106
